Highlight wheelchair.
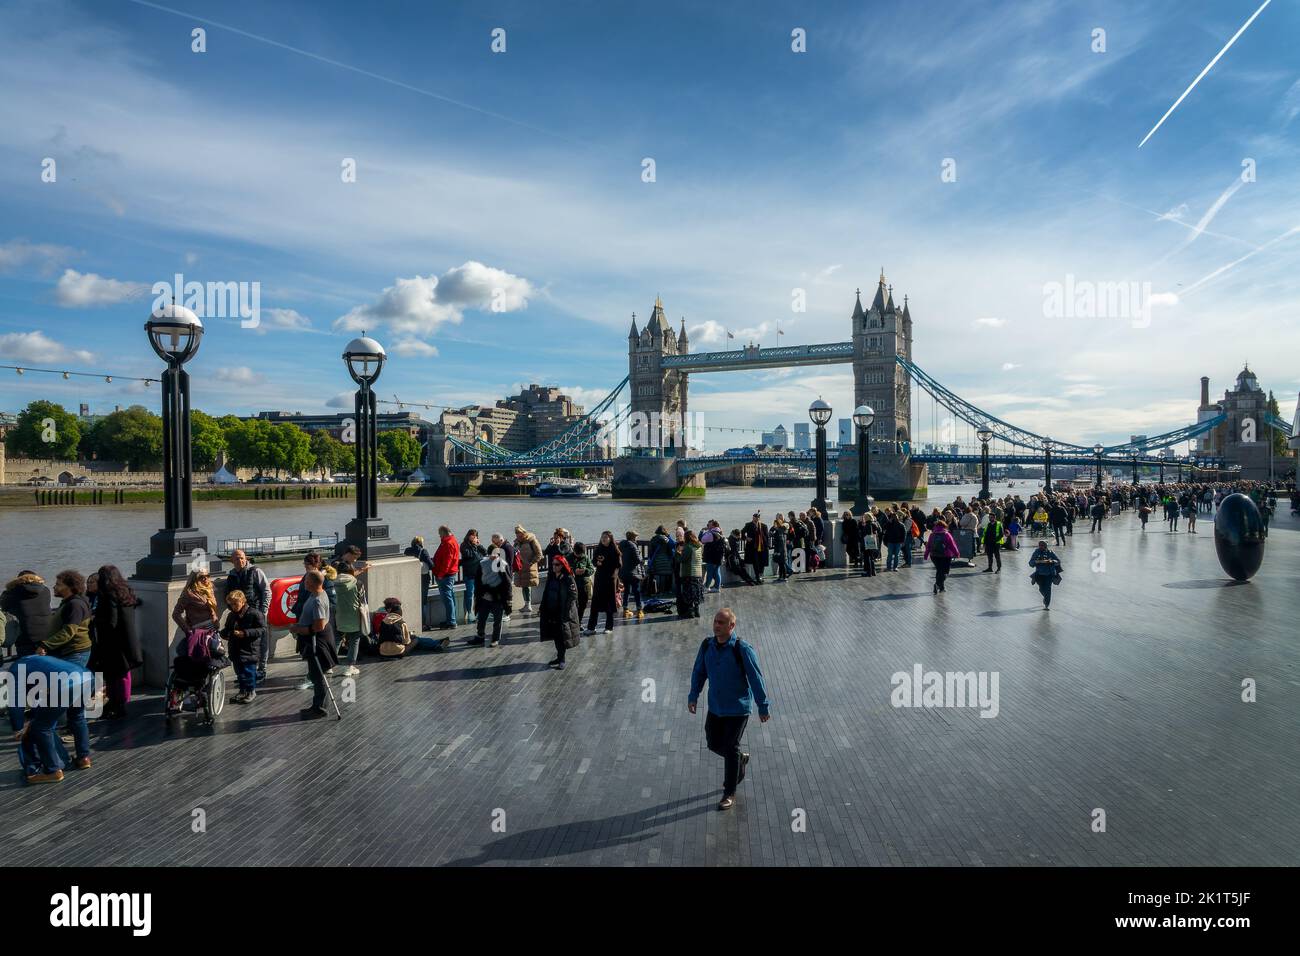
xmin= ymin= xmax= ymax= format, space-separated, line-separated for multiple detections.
xmin=164 ymin=656 xmax=231 ymax=724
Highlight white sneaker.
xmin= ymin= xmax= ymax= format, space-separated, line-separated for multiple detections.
xmin=603 ymin=628 xmax=613 ymax=634
xmin=341 ymin=665 xmax=360 ymax=677
xmin=503 ymin=615 xmax=511 ymax=623
xmin=297 ymin=679 xmax=313 ymax=690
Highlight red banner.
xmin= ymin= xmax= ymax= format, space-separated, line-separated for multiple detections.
xmin=267 ymin=576 xmax=301 ymax=628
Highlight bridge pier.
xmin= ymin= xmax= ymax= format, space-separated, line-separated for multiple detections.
xmin=612 ymin=454 xmax=705 ymax=499
xmin=836 ymin=448 xmax=927 ymax=503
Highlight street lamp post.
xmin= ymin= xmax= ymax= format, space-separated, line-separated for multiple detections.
xmin=343 ymin=336 xmax=399 ymax=559
xmin=852 ymin=404 xmax=875 ymax=513
xmin=1043 ymin=438 xmax=1053 ymax=492
xmin=1158 ymin=449 xmax=1166 ymax=484
xmin=977 ymin=424 xmax=994 ymax=500
xmin=1093 ymin=442 xmax=1104 ymax=490
xmin=809 ymin=398 xmax=832 ymax=517
xmin=1130 ymin=451 xmax=1139 ymax=485
xmin=136 ymin=303 xmax=221 ymax=581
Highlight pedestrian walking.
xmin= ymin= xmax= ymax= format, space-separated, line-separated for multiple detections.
xmin=86 ymin=565 xmax=140 ymax=720
xmin=467 ymin=546 xmax=510 ymax=647
xmin=540 ymin=555 xmax=580 ymax=670
xmin=1028 ymin=541 xmax=1063 ymax=610
xmin=688 ymin=608 xmax=771 ymax=811
xmin=572 ymin=541 xmax=594 ymax=623
xmin=924 ymin=519 xmax=960 ymax=593
xmin=981 ymin=513 xmax=1003 ymax=573
xmin=742 ymin=512 xmax=769 ymax=584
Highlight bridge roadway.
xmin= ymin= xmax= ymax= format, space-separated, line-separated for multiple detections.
xmin=2 ymin=506 xmax=1295 ymax=866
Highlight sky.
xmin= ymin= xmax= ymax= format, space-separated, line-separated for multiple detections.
xmin=0 ymin=0 xmax=1297 ymax=452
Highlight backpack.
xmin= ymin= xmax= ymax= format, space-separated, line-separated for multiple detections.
xmin=377 ymin=612 xmax=413 ymax=657
xmin=699 ymin=637 xmax=748 ymax=691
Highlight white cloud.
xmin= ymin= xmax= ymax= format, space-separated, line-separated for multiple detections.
xmin=334 ymin=261 xmax=532 ymax=339
xmin=257 ymin=308 xmax=313 ymax=334
xmin=1158 ymin=203 xmax=1189 ymax=222
xmin=53 ymin=268 xmax=147 ymax=307
xmin=973 ymin=317 xmax=1007 ymax=328
xmin=1148 ymin=292 xmax=1179 ymax=309
xmin=325 ymin=391 xmax=354 ymax=409
xmin=0 ymin=330 xmax=95 ymax=364
xmin=1063 ymin=383 xmax=1107 ymax=399
xmin=391 ymin=337 xmax=439 ymax=357
xmin=816 ymin=264 xmax=843 ymax=282
xmin=215 ymin=366 xmax=266 ymax=386
xmin=1001 ymin=362 xmax=1021 ymax=371
xmin=0 ymin=238 xmax=74 ymax=275
xmin=688 ymin=320 xmax=728 ymax=345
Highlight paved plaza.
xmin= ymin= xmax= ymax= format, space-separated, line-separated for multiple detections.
xmin=2 ymin=506 xmax=1297 ymax=867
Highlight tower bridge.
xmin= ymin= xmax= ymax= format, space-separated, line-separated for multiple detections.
xmin=418 ymin=269 xmax=1292 ymax=498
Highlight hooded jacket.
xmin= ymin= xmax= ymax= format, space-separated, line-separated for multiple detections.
xmin=44 ymin=593 xmax=93 ymax=657
xmin=1 ymin=573 xmax=52 ymax=657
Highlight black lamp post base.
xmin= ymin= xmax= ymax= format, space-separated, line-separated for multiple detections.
xmin=343 ymin=517 xmax=401 ymax=560
xmin=135 ymin=528 xmax=224 ymax=582
xmin=852 ymin=495 xmax=874 ymax=513
xmin=978 ymin=489 xmax=991 ymax=500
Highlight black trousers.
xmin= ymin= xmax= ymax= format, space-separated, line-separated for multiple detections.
xmin=304 ymin=652 xmax=328 ymax=710
xmin=1036 ymin=577 xmax=1055 ymax=607
xmin=704 ymin=712 xmax=749 ymax=795
xmin=1052 ymin=524 xmax=1066 ymax=544
xmin=476 ymin=601 xmax=503 ymax=641
xmin=1090 ymin=517 xmax=1102 ymax=532
xmin=985 ymin=544 xmax=1001 ymax=571
xmin=554 ymin=638 xmax=569 ymax=663
xmin=587 ymin=590 xmax=615 ymax=631
xmin=862 ymin=549 xmax=876 ymax=576
xmin=932 ymin=555 xmax=952 ymax=590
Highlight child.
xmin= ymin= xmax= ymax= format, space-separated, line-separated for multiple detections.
xmin=1007 ymin=516 xmax=1021 ymax=550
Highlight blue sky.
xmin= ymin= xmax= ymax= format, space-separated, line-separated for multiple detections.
xmin=0 ymin=0 xmax=1297 ymax=450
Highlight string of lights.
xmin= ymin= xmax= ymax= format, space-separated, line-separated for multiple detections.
xmin=1 ymin=364 xmax=153 ymax=385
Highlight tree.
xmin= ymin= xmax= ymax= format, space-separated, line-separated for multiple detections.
xmin=268 ymin=421 xmax=313 ymax=477
xmin=310 ymin=430 xmax=351 ymax=479
xmin=191 ymin=410 xmax=227 ymax=470
xmin=1266 ymin=391 xmax=1291 ymax=457
xmin=84 ymin=406 xmax=163 ymax=470
xmin=377 ymin=429 xmax=421 ymax=473
xmin=223 ymin=418 xmax=275 ymax=475
xmin=4 ymin=401 xmax=81 ymax=460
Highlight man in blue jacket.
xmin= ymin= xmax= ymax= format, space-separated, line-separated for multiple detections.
xmin=688 ymin=607 xmax=771 ymax=810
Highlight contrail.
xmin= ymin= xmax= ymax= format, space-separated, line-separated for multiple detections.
xmin=1181 ymin=224 xmax=1300 ymax=296
xmin=122 ymin=0 xmax=578 ymax=145
xmin=1138 ymin=0 xmax=1272 ymax=148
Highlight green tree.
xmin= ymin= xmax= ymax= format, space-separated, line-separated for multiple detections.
xmin=223 ymin=418 xmax=275 ymax=475
xmin=1265 ymin=391 xmax=1290 ymax=457
xmin=268 ymin=422 xmax=313 ymax=477
xmin=310 ymin=430 xmax=351 ymax=479
xmin=190 ymin=410 xmax=227 ymax=469
xmin=85 ymin=406 xmax=163 ymax=470
xmin=4 ymin=401 xmax=81 ymax=460
xmin=377 ymin=429 xmax=421 ymax=472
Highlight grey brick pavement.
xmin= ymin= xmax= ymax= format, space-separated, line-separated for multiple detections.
xmin=2 ymin=507 xmax=1296 ymax=866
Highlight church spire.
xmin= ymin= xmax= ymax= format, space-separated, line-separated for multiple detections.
xmin=870 ymin=270 xmax=887 ymax=313
xmin=628 ymin=312 xmax=639 ymax=339
xmin=852 ymin=288 xmax=864 ymax=321
xmin=679 ymin=316 xmax=689 ymax=346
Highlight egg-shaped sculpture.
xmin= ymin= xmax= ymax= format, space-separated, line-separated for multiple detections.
xmin=1213 ymin=493 xmax=1266 ymax=581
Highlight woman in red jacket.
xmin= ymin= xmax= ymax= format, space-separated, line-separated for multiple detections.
xmin=923 ymin=519 xmax=960 ymax=594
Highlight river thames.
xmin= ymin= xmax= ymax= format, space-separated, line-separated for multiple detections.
xmin=0 ymin=481 xmax=1031 ymax=579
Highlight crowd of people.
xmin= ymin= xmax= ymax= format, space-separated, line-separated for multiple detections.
xmin=2 ymin=477 xmax=1288 ymax=785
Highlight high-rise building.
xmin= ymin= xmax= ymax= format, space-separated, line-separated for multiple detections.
xmin=793 ymin=422 xmax=811 ymax=450
xmin=852 ymin=269 xmax=913 ymax=452
xmin=838 ymin=418 xmax=852 ymax=447
xmin=771 ymin=424 xmax=788 ymax=449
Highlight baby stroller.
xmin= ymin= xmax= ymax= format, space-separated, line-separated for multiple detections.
xmin=164 ymin=624 xmax=231 ymax=724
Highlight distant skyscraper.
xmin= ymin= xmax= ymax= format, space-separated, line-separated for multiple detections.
xmin=772 ymin=424 xmax=788 ymax=449
xmin=838 ymin=418 xmax=852 ymax=447
xmin=761 ymin=430 xmax=776 ymax=446
xmin=793 ymin=422 xmax=811 ymax=450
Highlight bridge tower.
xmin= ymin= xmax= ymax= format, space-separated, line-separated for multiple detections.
xmin=628 ymin=296 xmax=689 ymax=453
xmin=615 ymin=296 xmax=705 ymax=497
xmin=843 ymin=269 xmax=926 ymax=500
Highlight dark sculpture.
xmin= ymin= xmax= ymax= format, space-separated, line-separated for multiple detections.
xmin=1213 ymin=493 xmax=1266 ymax=581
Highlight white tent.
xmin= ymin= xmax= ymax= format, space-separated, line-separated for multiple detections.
xmin=210 ymin=464 xmax=240 ymax=484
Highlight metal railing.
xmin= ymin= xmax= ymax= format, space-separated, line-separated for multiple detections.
xmin=217 ymin=533 xmax=340 ymax=558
